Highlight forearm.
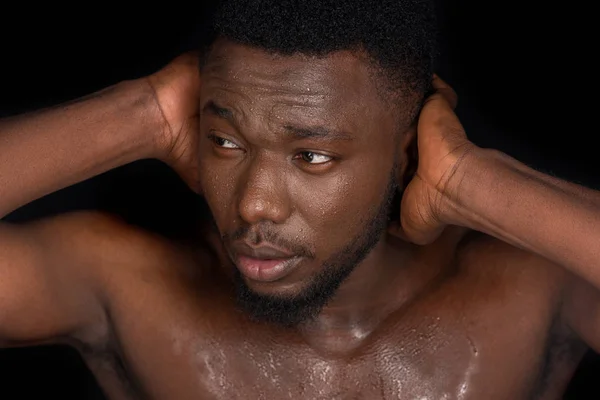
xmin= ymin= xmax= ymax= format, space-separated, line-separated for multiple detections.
xmin=450 ymin=148 xmax=600 ymax=286
xmin=0 ymin=79 xmax=161 ymax=218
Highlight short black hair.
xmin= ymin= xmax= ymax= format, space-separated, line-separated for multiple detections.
xmin=202 ymin=0 xmax=437 ymax=108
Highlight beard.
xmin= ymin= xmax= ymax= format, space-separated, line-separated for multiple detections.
xmin=231 ymin=170 xmax=399 ymax=327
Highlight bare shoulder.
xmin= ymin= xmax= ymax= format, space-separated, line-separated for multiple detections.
xmin=451 ymin=230 xmax=573 ymax=317
xmin=42 ymin=210 xmax=214 ymax=325
xmin=35 ymin=210 xmax=206 ymax=278
xmin=456 ymin=230 xmax=570 ymax=290
xmin=18 ymin=210 xmax=212 ymax=313
xmin=0 ymin=210 xmax=201 ymax=348
xmin=454 ymin=232 xmax=591 ymax=385
xmin=30 ymin=210 xmax=175 ymax=260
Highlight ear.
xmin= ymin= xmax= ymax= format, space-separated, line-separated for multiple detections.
xmin=395 ymin=122 xmax=418 ymax=190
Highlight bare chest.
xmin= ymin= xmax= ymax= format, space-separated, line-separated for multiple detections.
xmin=80 ymin=285 xmax=583 ymax=400
xmin=80 ymin=238 xmax=585 ymax=400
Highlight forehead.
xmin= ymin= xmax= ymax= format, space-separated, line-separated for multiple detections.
xmin=200 ymin=40 xmax=397 ymax=133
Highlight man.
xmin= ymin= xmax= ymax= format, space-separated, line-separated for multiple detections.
xmin=1 ymin=0 xmax=598 ymax=398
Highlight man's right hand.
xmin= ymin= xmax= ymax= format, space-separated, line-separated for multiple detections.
xmin=146 ymin=52 xmax=202 ymax=193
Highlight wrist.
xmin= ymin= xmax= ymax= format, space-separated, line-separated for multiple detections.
xmin=121 ymin=77 xmax=172 ymax=161
xmin=440 ymin=146 xmax=501 ymax=229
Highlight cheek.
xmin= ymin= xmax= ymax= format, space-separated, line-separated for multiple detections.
xmin=293 ymin=164 xmax=389 ymax=247
xmin=198 ymin=159 xmax=238 ymax=225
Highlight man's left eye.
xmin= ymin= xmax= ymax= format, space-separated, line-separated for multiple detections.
xmin=298 ymin=152 xmax=332 ymax=164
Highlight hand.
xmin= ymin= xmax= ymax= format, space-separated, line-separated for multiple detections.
xmin=391 ymin=75 xmax=476 ymax=244
xmin=145 ymin=52 xmax=202 ymax=193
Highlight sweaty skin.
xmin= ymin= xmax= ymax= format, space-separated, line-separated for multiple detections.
xmin=0 ymin=41 xmax=599 ymax=399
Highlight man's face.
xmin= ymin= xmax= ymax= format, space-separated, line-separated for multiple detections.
xmin=199 ymin=40 xmax=412 ymax=326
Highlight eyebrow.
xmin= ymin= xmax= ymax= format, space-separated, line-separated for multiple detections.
xmin=202 ymin=100 xmax=354 ymax=141
xmin=283 ymin=125 xmax=354 ymax=141
xmin=203 ymin=101 xmax=235 ymax=122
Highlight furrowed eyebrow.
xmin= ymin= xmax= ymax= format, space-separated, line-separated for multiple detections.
xmin=283 ymin=125 xmax=354 ymax=141
xmin=203 ymin=101 xmax=354 ymax=141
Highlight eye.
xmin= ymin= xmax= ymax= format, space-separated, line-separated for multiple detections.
xmin=209 ymin=134 xmax=240 ymax=149
xmin=297 ymin=151 xmax=333 ymax=165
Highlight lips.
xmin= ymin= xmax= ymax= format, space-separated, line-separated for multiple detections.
xmin=230 ymin=242 xmax=302 ymax=282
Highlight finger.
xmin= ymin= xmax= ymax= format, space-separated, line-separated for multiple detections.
xmin=431 ymin=74 xmax=458 ymax=110
xmin=419 ymin=83 xmax=461 ymax=133
xmin=400 ymin=214 xmax=445 ymax=245
xmin=387 ymin=221 xmax=411 ymax=242
xmin=396 ymin=184 xmax=446 ymax=245
xmin=388 ymin=217 xmax=444 ymax=245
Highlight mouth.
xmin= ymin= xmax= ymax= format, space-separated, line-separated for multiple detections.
xmin=229 ymin=241 xmax=304 ymax=282
xmin=235 ymin=255 xmax=303 ymax=282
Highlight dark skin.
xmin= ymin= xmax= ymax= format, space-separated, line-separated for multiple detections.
xmin=199 ymin=43 xmax=407 ymax=328
xmin=0 ymin=40 xmax=599 ymax=399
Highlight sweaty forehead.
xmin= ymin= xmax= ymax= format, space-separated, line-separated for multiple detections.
xmin=200 ymin=40 xmax=392 ymax=127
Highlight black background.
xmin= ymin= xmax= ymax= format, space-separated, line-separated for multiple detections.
xmin=0 ymin=1 xmax=597 ymax=398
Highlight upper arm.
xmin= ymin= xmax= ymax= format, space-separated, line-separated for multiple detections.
xmin=0 ymin=211 xmax=112 ymax=347
xmin=562 ymin=275 xmax=600 ymax=352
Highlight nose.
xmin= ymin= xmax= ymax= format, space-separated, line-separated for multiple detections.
xmin=238 ymin=156 xmax=292 ymax=225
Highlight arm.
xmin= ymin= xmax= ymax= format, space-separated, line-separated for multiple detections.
xmin=449 ymin=149 xmax=600 ymax=350
xmin=0 ymin=212 xmax=125 ymax=346
xmin=0 ymin=80 xmax=159 ymax=345
xmin=399 ymin=75 xmax=600 ymax=287
xmin=449 ymin=148 xmax=600 ymax=288
xmin=0 ymin=53 xmax=199 ymax=345
xmin=399 ymin=75 xmax=600 ymax=347
xmin=0 ymin=80 xmax=158 ymax=219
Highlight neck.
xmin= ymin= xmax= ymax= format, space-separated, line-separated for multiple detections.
xmin=297 ymin=229 xmax=458 ymax=356
xmin=296 ymin=234 xmax=411 ymax=354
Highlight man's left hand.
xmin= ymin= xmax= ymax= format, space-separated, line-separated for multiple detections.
xmin=390 ymin=75 xmax=476 ymax=245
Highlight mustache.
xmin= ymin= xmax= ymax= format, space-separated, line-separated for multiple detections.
xmin=222 ymin=225 xmax=315 ymax=259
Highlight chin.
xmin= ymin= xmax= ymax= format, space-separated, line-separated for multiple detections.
xmin=239 ymin=274 xmax=310 ymax=299
xmin=232 ymin=261 xmax=349 ymax=327
xmin=233 ymin=276 xmax=326 ymax=327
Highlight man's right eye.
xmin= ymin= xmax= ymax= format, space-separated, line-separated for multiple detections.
xmin=208 ymin=134 xmax=240 ymax=149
